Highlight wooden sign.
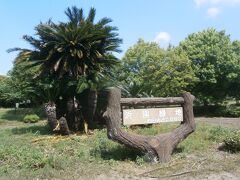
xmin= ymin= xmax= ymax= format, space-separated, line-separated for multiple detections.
xmin=123 ymin=107 xmax=183 ymax=125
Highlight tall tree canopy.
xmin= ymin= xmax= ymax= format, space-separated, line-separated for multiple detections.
xmin=179 ymin=28 xmax=238 ymax=104
xmin=228 ymin=40 xmax=240 ymax=101
xmin=119 ymin=39 xmax=196 ymax=97
xmin=10 ymin=6 xmax=122 ymax=96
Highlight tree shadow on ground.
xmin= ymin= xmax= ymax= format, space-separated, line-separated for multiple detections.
xmin=0 ymin=108 xmax=46 ymax=121
xmin=11 ymin=124 xmax=52 ymax=135
xmin=218 ymin=144 xmax=240 ymax=154
xmin=100 ymin=146 xmax=184 ymax=162
xmin=173 ymin=147 xmax=184 ymax=154
xmin=0 ymin=109 xmax=25 ymax=121
xmin=97 ymin=145 xmax=142 ymax=161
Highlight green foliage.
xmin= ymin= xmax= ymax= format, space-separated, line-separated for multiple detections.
xmin=228 ymin=40 xmax=240 ymax=100
xmin=179 ymin=28 xmax=238 ymax=104
xmin=0 ymin=75 xmax=6 ymax=81
xmin=135 ymin=156 xmax=145 ymax=166
xmin=0 ymin=61 xmax=41 ymax=106
xmin=208 ymin=126 xmax=231 ymax=142
xmin=9 ymin=6 xmax=122 ymax=103
xmin=23 ymin=114 xmax=40 ymax=123
xmin=119 ymin=39 xmax=196 ymax=97
xmin=223 ymin=130 xmax=240 ymax=153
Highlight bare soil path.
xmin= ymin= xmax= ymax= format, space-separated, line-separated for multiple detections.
xmin=196 ymin=117 xmax=240 ymax=128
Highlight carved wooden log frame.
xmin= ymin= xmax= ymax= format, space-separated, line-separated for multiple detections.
xmin=102 ymin=87 xmax=196 ymax=163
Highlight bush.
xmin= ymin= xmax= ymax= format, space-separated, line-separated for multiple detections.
xmin=208 ymin=126 xmax=231 ymax=142
xmin=23 ymin=114 xmax=40 ymax=123
xmin=223 ymin=130 xmax=240 ymax=153
xmin=225 ymin=105 xmax=240 ymax=117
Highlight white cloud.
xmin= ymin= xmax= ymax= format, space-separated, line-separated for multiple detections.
xmin=207 ymin=7 xmax=220 ymax=17
xmin=211 ymin=0 xmax=240 ymax=5
xmin=194 ymin=0 xmax=240 ymax=7
xmin=154 ymin=32 xmax=171 ymax=44
xmin=194 ymin=0 xmax=208 ymax=7
xmin=194 ymin=0 xmax=239 ymax=18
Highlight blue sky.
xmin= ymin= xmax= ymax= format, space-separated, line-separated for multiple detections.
xmin=0 ymin=0 xmax=240 ymax=75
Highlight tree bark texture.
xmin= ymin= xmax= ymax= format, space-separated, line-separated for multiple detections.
xmin=44 ymin=102 xmax=58 ymax=131
xmin=101 ymin=87 xmax=196 ymax=163
xmin=121 ymin=97 xmax=185 ymax=106
xmin=44 ymin=102 xmax=70 ymax=135
xmin=78 ymin=89 xmax=98 ymax=130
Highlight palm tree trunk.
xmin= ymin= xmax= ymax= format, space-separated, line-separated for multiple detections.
xmin=44 ymin=102 xmax=58 ymax=131
xmin=44 ymin=101 xmax=70 ymax=135
xmin=86 ymin=89 xmax=98 ymax=129
xmin=66 ymin=97 xmax=76 ymax=131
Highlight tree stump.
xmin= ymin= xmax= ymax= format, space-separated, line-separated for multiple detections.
xmin=44 ymin=102 xmax=58 ymax=131
xmin=44 ymin=102 xmax=70 ymax=135
xmin=101 ymin=87 xmax=196 ymax=163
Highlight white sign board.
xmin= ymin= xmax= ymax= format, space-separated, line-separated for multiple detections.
xmin=123 ymin=107 xmax=183 ymax=125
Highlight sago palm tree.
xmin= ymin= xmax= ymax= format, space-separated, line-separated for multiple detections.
xmin=10 ymin=6 xmax=122 ymax=134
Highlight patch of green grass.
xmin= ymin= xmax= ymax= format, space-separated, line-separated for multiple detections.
xmin=133 ymin=123 xmax=179 ymax=135
xmin=89 ymin=129 xmax=142 ymax=162
xmin=0 ymin=108 xmax=238 ymax=179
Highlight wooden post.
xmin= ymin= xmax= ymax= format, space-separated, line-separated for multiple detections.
xmin=102 ymin=87 xmax=195 ymax=163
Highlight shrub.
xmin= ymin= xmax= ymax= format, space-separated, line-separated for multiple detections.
xmin=223 ymin=130 xmax=240 ymax=153
xmin=23 ymin=114 xmax=40 ymax=123
xmin=208 ymin=126 xmax=231 ymax=142
xmin=225 ymin=105 xmax=240 ymax=117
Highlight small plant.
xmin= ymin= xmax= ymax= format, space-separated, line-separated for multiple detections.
xmin=208 ymin=126 xmax=230 ymax=142
xmin=23 ymin=114 xmax=40 ymax=123
xmin=223 ymin=130 xmax=240 ymax=153
xmin=135 ymin=156 xmax=145 ymax=166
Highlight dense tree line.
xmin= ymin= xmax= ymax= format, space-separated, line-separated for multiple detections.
xmin=119 ymin=28 xmax=240 ymax=105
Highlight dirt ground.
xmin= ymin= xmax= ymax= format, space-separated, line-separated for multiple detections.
xmin=196 ymin=117 xmax=240 ymax=128
xmin=85 ymin=149 xmax=240 ymax=180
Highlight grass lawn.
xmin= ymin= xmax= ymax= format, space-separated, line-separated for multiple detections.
xmin=0 ymin=108 xmax=240 ymax=179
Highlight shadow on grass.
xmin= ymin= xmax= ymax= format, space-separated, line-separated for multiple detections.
xmin=0 ymin=109 xmax=25 ymax=121
xmin=100 ymin=146 xmax=142 ymax=161
xmin=0 ymin=108 xmax=46 ymax=121
xmin=11 ymin=124 xmax=52 ymax=135
xmin=99 ymin=146 xmax=184 ymax=162
xmin=173 ymin=147 xmax=184 ymax=154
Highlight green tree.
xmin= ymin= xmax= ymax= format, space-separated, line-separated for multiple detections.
xmin=179 ymin=28 xmax=237 ymax=104
xmin=0 ymin=76 xmax=9 ymax=106
xmin=119 ymin=39 xmax=195 ymax=97
xmin=9 ymin=60 xmax=40 ymax=102
xmin=10 ymin=6 xmax=122 ymax=133
xmin=228 ymin=40 xmax=240 ymax=102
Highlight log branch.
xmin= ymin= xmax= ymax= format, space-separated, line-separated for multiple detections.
xmin=102 ymin=87 xmax=196 ymax=163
